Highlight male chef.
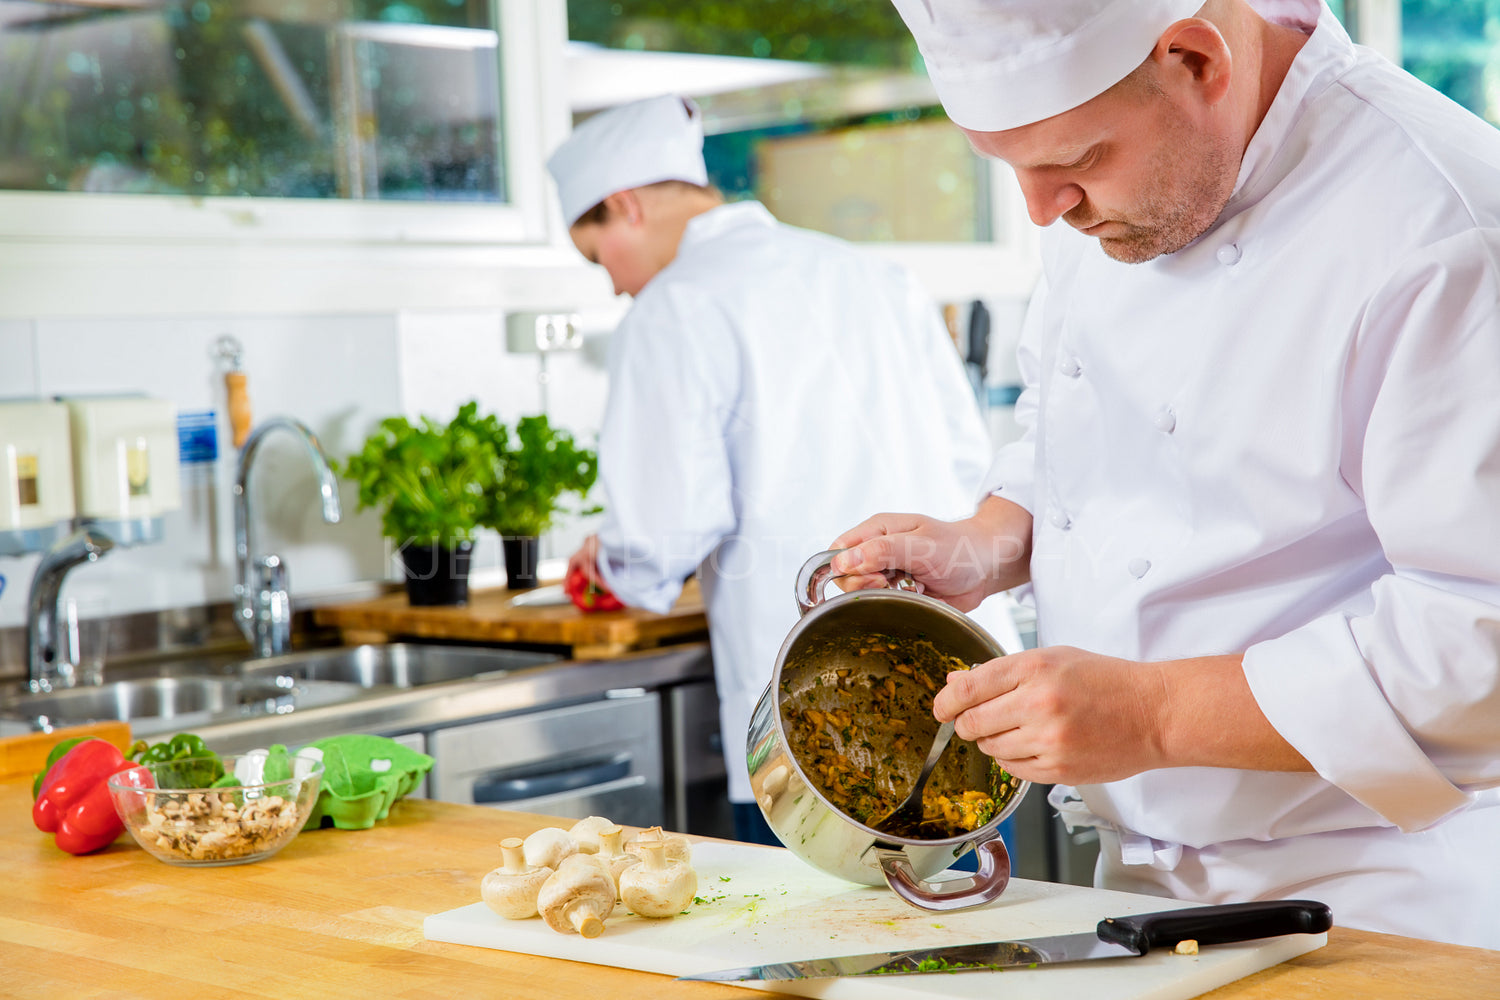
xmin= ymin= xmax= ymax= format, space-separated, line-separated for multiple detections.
xmin=546 ymin=96 xmax=1000 ymax=843
xmin=832 ymin=0 xmax=1500 ymax=947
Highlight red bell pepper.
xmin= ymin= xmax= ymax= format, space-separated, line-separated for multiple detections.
xmin=32 ymin=738 xmax=140 ymax=855
xmin=565 ymin=566 xmax=624 ymax=613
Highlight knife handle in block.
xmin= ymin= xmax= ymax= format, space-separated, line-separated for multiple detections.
xmin=225 ymin=371 xmax=252 ymax=448
xmin=1098 ymin=899 xmax=1332 ymax=954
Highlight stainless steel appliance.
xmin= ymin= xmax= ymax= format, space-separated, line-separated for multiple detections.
xmin=428 ymin=689 xmax=664 ymax=829
xmin=661 ymin=677 xmax=734 ymax=839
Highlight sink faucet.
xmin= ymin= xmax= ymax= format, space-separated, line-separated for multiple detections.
xmin=234 ymin=416 xmax=342 ymax=658
xmin=26 ymin=528 xmax=115 ymax=693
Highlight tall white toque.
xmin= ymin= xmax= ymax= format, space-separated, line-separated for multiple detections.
xmin=889 ymin=0 xmax=1208 ymax=132
xmin=546 ymin=94 xmax=710 ymax=226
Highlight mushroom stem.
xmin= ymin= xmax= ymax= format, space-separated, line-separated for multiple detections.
xmin=569 ymin=901 xmax=607 ymax=938
xmin=500 ymin=837 xmax=528 ymax=874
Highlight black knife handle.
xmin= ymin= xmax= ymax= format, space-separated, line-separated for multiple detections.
xmin=1098 ymin=900 xmax=1332 ymax=955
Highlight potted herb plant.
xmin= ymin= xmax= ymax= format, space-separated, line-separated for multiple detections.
xmin=486 ymin=414 xmax=600 ymax=590
xmin=340 ymin=402 xmax=505 ymax=606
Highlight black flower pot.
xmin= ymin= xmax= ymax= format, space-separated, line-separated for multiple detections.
xmin=502 ymin=535 xmax=540 ymax=590
xmin=398 ymin=540 xmax=475 ymax=606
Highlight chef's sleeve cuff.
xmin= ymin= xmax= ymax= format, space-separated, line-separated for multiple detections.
xmin=1242 ymin=616 xmax=1471 ymax=832
xmin=979 ymin=440 xmax=1036 ymax=513
xmin=597 ymin=553 xmax=683 ymax=615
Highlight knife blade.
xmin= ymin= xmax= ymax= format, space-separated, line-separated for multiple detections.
xmin=677 ymin=899 xmax=1331 ymax=982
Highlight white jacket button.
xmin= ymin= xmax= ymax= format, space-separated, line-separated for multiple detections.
xmin=1049 ymin=509 xmax=1072 ymax=530
xmin=1059 ymin=357 xmax=1082 ymax=377
xmin=1127 ymin=558 xmax=1152 ymax=579
xmin=1216 ymin=243 xmax=1242 ymax=265
xmin=1153 ymin=406 xmax=1177 ymax=433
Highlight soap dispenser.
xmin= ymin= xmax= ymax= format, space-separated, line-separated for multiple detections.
xmin=62 ymin=395 xmax=182 ymax=545
xmin=0 ymin=399 xmax=77 ymax=556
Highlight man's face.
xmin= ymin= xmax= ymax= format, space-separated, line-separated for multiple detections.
xmin=965 ymin=76 xmax=1239 ymax=263
xmin=569 ymin=214 xmax=655 ymax=297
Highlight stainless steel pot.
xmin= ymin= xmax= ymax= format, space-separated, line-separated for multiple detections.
xmin=747 ymin=550 xmax=1029 ymax=911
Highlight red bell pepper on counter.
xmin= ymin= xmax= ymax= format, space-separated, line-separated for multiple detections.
xmin=32 ymin=738 xmax=139 ymax=855
xmin=564 ymin=566 xmax=625 ymax=613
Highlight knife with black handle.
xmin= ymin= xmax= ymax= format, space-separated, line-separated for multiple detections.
xmin=678 ymin=899 xmax=1332 ymax=982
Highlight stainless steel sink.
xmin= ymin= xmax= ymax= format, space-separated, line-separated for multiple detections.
xmin=237 ymin=643 xmax=562 ymax=689
xmin=0 ymin=675 xmax=364 ymax=738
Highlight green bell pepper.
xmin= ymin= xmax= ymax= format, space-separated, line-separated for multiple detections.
xmin=128 ymin=732 xmax=225 ymax=788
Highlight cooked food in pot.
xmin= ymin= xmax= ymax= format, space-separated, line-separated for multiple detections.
xmin=780 ymin=633 xmax=1020 ymax=840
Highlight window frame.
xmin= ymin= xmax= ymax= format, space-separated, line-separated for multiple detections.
xmin=0 ymin=0 xmax=559 ymax=251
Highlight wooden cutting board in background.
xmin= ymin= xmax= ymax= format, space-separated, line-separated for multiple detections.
xmin=313 ymin=579 xmax=708 ymax=659
xmin=0 ymin=720 xmax=134 ymax=782
xmin=424 ymin=841 xmax=1326 ymax=1000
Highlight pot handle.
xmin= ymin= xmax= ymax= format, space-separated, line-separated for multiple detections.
xmin=795 ymin=549 xmax=921 ymax=617
xmin=873 ymin=838 xmax=1012 ymax=911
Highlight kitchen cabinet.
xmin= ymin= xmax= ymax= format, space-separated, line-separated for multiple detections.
xmin=1 ymin=778 xmax=1495 ymax=999
xmin=387 ymin=731 xmax=430 ymax=799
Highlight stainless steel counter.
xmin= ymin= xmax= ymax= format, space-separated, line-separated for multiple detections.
xmin=0 ymin=642 xmax=712 ymax=745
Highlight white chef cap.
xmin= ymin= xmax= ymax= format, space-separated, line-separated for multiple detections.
xmin=891 ymin=0 xmax=1208 ymax=132
xmin=546 ymin=94 xmax=709 ymax=226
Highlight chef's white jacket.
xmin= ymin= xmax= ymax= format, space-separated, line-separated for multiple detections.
xmin=596 ymin=201 xmax=993 ymax=803
xmin=984 ymin=1 xmax=1500 ymax=946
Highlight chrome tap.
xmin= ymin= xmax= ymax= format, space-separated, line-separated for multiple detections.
xmin=234 ymin=416 xmax=342 ymax=657
xmin=26 ymin=528 xmax=115 ymax=693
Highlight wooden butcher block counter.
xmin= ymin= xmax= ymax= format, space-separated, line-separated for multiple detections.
xmin=3 ymin=777 xmax=1497 ymax=1000
xmin=313 ymin=578 xmax=708 ymax=659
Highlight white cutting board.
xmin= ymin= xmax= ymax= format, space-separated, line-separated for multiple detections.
xmin=424 ymin=841 xmax=1325 ymax=1000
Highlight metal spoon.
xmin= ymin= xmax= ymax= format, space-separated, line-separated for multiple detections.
xmin=872 ymin=719 xmax=956 ymax=834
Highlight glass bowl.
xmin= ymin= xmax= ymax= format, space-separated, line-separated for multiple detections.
xmin=107 ymin=754 xmax=324 ymax=867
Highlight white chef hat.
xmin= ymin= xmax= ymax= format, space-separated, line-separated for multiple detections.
xmin=546 ymin=94 xmax=709 ymax=226
xmin=891 ymin=0 xmax=1208 ymax=132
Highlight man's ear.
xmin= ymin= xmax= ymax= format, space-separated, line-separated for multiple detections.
xmin=604 ymin=189 xmax=644 ymax=226
xmin=1154 ymin=18 xmax=1233 ymax=106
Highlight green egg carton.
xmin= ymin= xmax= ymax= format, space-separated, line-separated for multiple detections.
xmin=300 ymin=734 xmax=435 ymax=831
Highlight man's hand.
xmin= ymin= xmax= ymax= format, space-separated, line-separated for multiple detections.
xmin=935 ymin=647 xmax=1169 ymax=784
xmin=828 ymin=495 xmax=1032 ymax=611
xmin=935 ymin=649 xmax=1311 ymax=784
xmin=566 ymin=534 xmax=603 ymax=588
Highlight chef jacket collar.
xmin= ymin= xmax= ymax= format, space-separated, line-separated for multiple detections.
xmin=678 ymin=200 xmax=776 ymax=253
xmin=1227 ymin=2 xmax=1355 ymax=212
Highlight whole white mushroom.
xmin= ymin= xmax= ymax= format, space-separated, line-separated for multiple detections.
xmin=480 ymin=838 xmax=552 ymax=919
xmin=538 ymin=854 xmax=617 ymax=938
xmin=523 ymin=826 xmax=579 ymax=870
xmin=620 ymin=839 xmax=697 ymax=919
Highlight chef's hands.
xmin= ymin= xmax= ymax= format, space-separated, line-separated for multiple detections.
xmin=934 ymin=648 xmax=1169 ymax=785
xmin=566 ymin=534 xmax=604 ymax=588
xmin=936 ymin=649 xmax=1311 ymax=782
xmin=829 ymin=496 xmax=1032 ymax=612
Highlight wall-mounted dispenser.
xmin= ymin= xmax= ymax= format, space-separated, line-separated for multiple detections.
xmin=0 ymin=399 xmax=77 ymax=556
xmin=505 ymin=311 xmax=583 ymax=414
xmin=62 ymin=395 xmax=182 ymax=546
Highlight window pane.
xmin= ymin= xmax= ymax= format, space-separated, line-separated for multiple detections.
xmin=566 ymin=0 xmax=990 ymax=244
xmin=0 ymin=0 xmax=507 ymax=201
xmin=1402 ymin=0 xmax=1500 ymax=126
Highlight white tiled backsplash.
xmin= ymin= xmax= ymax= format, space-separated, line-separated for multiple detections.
xmin=0 ymin=311 xmax=613 ymax=633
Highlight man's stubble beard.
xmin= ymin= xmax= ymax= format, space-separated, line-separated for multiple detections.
xmin=1083 ymin=120 xmax=1240 ymax=264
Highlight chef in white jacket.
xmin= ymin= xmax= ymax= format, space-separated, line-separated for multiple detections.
xmin=546 ymin=96 xmax=997 ymax=842
xmin=832 ymin=0 xmax=1500 ymax=947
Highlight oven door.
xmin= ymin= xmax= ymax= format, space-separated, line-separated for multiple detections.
xmin=428 ymin=690 xmax=664 ymax=830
